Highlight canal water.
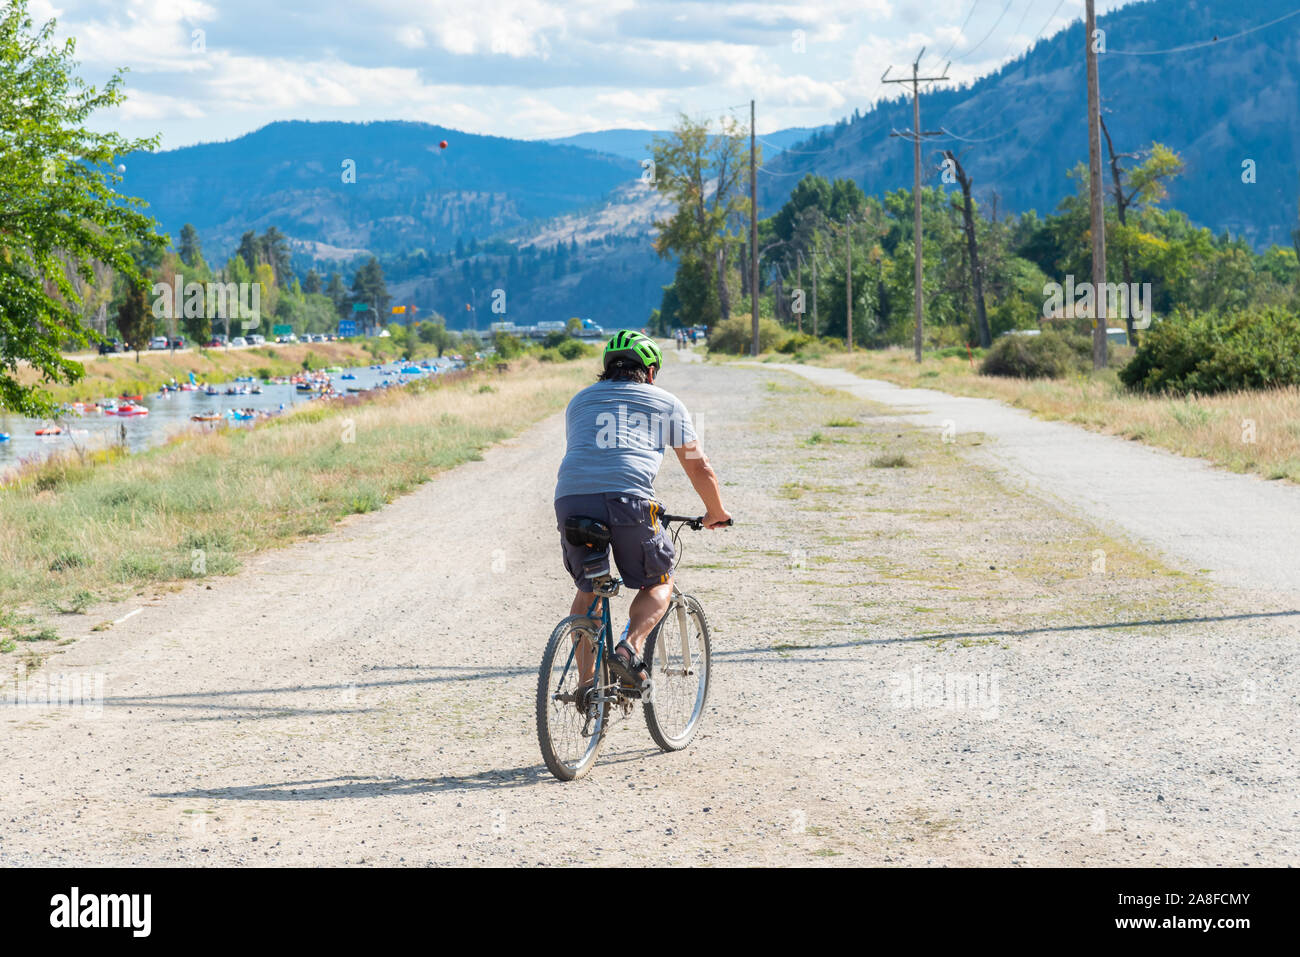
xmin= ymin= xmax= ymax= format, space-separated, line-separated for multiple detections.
xmin=0 ymin=357 xmax=464 ymax=472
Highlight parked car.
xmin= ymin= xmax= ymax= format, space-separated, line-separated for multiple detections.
xmin=97 ymin=338 xmax=123 ymax=355
xmin=230 ymin=336 xmax=248 ymax=347
xmin=149 ymin=336 xmax=169 ymax=350
xmin=169 ymin=336 xmax=185 ymax=349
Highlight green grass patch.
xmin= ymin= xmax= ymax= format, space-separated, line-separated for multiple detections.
xmin=870 ymin=452 xmax=911 ymax=468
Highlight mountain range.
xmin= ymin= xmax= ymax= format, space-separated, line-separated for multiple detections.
xmin=760 ymin=0 xmax=1300 ymax=250
xmin=119 ymin=0 xmax=1300 ymax=329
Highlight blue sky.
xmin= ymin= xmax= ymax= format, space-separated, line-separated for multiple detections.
xmin=38 ymin=0 xmax=1139 ymax=149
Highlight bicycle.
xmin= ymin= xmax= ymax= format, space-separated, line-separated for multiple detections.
xmin=536 ymin=513 xmax=730 ymax=781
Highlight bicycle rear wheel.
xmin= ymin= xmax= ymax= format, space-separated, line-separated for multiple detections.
xmin=643 ymin=594 xmax=711 ymax=752
xmin=536 ymin=615 xmax=609 ymax=781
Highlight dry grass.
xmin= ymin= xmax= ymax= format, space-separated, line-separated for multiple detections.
xmin=0 ymin=357 xmax=592 ymax=624
xmin=805 ymin=348 xmax=1300 ymax=483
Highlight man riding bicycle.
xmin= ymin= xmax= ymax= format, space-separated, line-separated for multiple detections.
xmin=554 ymin=330 xmax=731 ymax=698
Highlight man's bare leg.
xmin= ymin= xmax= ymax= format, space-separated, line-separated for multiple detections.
xmin=624 ymin=578 xmax=673 ymax=663
xmin=569 ymin=590 xmax=601 ymax=684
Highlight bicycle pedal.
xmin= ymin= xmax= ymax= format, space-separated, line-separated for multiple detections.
xmin=618 ymin=679 xmax=652 ymax=699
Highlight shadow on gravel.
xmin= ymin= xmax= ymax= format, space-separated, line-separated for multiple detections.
xmin=713 ymin=608 xmax=1300 ymax=657
xmin=98 ymin=663 xmax=536 ymax=720
xmin=152 ymin=753 xmax=661 ymax=800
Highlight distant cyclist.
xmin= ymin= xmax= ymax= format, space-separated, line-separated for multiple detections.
xmin=554 ymin=330 xmax=730 ymax=697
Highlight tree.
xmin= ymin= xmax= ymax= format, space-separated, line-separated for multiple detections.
xmin=237 ymin=231 xmax=261 ymax=272
xmin=0 ymin=1 xmax=163 ymax=415
xmin=942 ymin=151 xmax=992 ymax=348
xmin=350 ymin=257 xmax=390 ymax=334
xmin=260 ymin=226 xmax=293 ymax=287
xmin=1101 ymin=120 xmax=1182 ymax=344
xmin=253 ymin=262 xmax=278 ymax=329
xmin=651 ymin=114 xmax=750 ymax=328
xmin=302 ymin=268 xmax=322 ymax=295
xmin=115 ymin=281 xmax=153 ymax=361
xmin=418 ymin=316 xmax=454 ymax=356
xmin=178 ymin=223 xmax=204 ymax=269
xmin=772 ymin=174 xmax=832 ymax=243
xmin=324 ymin=271 xmax=348 ymax=317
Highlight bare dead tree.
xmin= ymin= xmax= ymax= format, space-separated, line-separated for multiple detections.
xmin=1100 ymin=115 xmax=1140 ymax=345
xmin=941 ymin=150 xmax=991 ymax=348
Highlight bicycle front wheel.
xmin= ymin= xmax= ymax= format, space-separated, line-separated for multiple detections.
xmin=643 ymin=594 xmax=711 ymax=752
xmin=536 ymin=615 xmax=609 ymax=781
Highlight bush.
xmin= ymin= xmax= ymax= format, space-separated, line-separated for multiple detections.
xmin=556 ymin=338 xmax=589 ymax=360
xmin=980 ymin=331 xmax=1092 ymax=379
xmin=492 ymin=332 xmax=524 ymax=359
xmin=707 ymin=315 xmax=788 ymax=354
xmin=778 ymin=332 xmax=816 ymax=354
xmin=1119 ymin=309 xmax=1300 ymax=395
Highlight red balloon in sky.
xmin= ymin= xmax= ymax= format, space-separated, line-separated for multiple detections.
xmin=439 ymin=140 xmax=448 ymax=149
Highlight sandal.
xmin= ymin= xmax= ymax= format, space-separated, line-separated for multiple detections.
xmin=608 ymin=640 xmax=651 ymax=693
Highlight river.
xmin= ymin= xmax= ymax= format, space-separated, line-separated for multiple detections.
xmin=0 ymin=357 xmax=465 ymax=473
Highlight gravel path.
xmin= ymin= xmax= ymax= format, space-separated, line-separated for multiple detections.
xmin=2 ymin=356 xmax=1296 ymax=866
xmin=764 ymin=363 xmax=1300 ymax=601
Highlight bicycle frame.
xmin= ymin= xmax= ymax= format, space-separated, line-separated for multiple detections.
xmin=555 ymin=514 xmax=729 ymax=706
xmin=554 ymin=577 xmax=621 ymax=710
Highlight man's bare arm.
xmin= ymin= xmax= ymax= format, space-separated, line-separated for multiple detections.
xmin=673 ymin=442 xmax=731 ymax=528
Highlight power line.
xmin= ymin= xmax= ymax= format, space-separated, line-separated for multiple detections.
xmin=1024 ymin=0 xmax=1070 ymax=57
xmin=1109 ymin=6 xmax=1300 ymax=56
xmin=930 ymin=0 xmax=983 ymax=69
xmin=994 ymin=0 xmax=1039 ymax=62
xmin=953 ymin=0 xmax=1015 ymax=62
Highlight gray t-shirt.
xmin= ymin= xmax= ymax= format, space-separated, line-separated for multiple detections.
xmin=554 ymin=380 xmax=698 ymax=500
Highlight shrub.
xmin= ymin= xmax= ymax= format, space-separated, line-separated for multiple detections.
xmin=1119 ymin=308 xmax=1300 ymax=395
xmin=707 ymin=315 xmax=788 ymax=354
xmin=778 ymin=332 xmax=816 ymax=354
xmin=980 ymin=331 xmax=1091 ymax=379
xmin=870 ymin=452 xmax=911 ymax=468
xmin=492 ymin=332 xmax=524 ymax=359
xmin=556 ymin=338 xmax=589 ymax=360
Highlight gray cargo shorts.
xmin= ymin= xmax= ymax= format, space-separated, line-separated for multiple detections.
xmin=555 ymin=492 xmax=675 ymax=592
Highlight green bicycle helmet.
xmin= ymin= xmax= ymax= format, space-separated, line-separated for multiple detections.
xmin=602 ymin=329 xmax=663 ymax=373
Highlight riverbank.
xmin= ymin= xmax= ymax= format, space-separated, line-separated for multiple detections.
xmin=14 ymin=340 xmax=444 ymax=408
xmin=753 ymin=346 xmax=1300 ymax=484
xmin=0 ymin=355 xmax=591 ymax=650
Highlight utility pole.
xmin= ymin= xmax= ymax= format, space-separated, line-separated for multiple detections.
xmin=750 ymin=99 xmax=760 ymax=357
xmin=884 ymin=49 xmax=949 ymax=363
xmin=795 ymin=253 xmax=804 ymax=333
xmin=1085 ymin=0 xmax=1108 ymax=369
xmin=812 ymin=237 xmax=818 ymax=336
xmin=845 ymin=214 xmax=853 ymax=351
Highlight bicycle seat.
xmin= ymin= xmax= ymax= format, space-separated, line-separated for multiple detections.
xmin=564 ymin=515 xmax=611 ymax=550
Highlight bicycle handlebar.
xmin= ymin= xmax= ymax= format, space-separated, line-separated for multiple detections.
xmin=661 ymin=514 xmax=734 ymax=530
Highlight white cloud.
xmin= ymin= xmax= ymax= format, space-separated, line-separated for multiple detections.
xmin=45 ymin=0 xmax=1138 ymax=146
xmin=396 ymin=25 xmax=427 ymax=50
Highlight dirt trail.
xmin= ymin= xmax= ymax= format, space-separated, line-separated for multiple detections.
xmin=2 ymin=356 xmax=1296 ymax=866
xmin=765 ymin=363 xmax=1300 ymax=600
